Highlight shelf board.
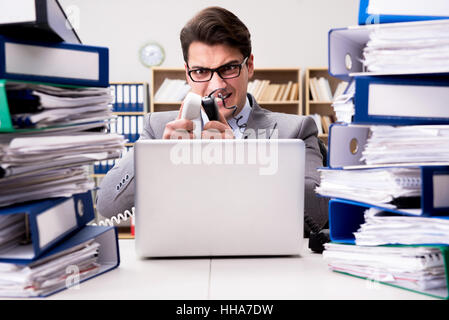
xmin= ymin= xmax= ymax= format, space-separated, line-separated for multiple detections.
xmin=309 ymin=101 xmax=333 ymax=104
xmin=259 ymin=101 xmax=300 ymax=104
xmin=91 ymin=174 xmax=106 ymax=178
xmin=113 ymin=112 xmax=146 ymax=115
xmin=118 ymin=232 xmax=135 ymax=239
xmin=153 ymin=101 xmax=182 ymax=105
xmin=154 ymin=100 xmax=300 ymax=105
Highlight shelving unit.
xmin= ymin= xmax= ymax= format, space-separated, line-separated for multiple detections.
xmin=304 ymin=67 xmax=345 ymax=145
xmin=150 ymin=67 xmax=302 ymax=115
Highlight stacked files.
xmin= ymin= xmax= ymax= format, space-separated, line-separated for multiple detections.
xmin=319 ymin=1 xmax=449 ymax=299
xmin=354 ymin=208 xmax=449 ymax=246
xmin=316 ymin=167 xmax=422 ymax=210
xmin=328 ymin=20 xmax=449 ymax=78
xmin=0 ymin=133 xmax=124 ymax=206
xmin=323 ymin=199 xmax=449 ymax=298
xmin=0 ymin=225 xmax=118 ymax=297
xmin=323 ymin=243 xmax=448 ymax=297
xmin=362 ymin=21 xmax=449 ymax=74
xmin=0 ymin=0 xmax=121 ymax=297
xmin=5 ymin=82 xmax=113 ymax=129
xmin=359 ymin=125 xmax=449 ymax=165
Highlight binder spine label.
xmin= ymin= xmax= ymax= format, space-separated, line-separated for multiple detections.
xmin=5 ymin=42 xmax=100 ymax=81
xmin=433 ymin=174 xmax=449 ymax=208
xmin=36 ymin=198 xmax=77 ymax=248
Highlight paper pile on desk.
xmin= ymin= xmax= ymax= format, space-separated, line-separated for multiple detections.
xmin=361 ymin=125 xmax=449 ymax=165
xmin=323 ymin=243 xmax=447 ymax=293
xmin=6 ymin=82 xmax=113 ymax=129
xmin=0 ymin=214 xmax=26 ymax=254
xmin=354 ymin=208 xmax=449 ymax=246
xmin=316 ymin=167 xmax=421 ymax=208
xmin=0 ymin=239 xmax=100 ymax=297
xmin=362 ymin=21 xmax=449 ymax=73
xmin=0 ymin=133 xmax=125 ymax=206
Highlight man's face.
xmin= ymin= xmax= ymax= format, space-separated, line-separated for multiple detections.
xmin=185 ymin=41 xmax=254 ymax=120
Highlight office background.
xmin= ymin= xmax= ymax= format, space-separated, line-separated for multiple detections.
xmin=59 ymin=0 xmax=358 ymax=82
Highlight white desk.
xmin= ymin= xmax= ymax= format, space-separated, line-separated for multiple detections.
xmin=48 ymin=239 xmax=435 ymax=300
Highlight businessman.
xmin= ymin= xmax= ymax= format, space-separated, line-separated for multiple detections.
xmin=96 ymin=6 xmax=328 ymax=233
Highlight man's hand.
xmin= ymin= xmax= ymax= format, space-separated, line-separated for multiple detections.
xmin=162 ymin=101 xmax=234 ymax=139
xmin=202 ymin=108 xmax=234 ymax=139
xmin=162 ymin=102 xmax=195 ymax=139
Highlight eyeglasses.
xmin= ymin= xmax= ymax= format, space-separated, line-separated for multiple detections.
xmin=187 ymin=56 xmax=248 ymax=83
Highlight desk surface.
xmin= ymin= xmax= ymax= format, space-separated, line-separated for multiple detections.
xmin=46 ymin=239 xmax=435 ymax=300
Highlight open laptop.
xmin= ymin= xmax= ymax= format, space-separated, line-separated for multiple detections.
xmin=134 ymin=139 xmax=305 ymax=257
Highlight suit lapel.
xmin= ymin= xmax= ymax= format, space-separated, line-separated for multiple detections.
xmin=243 ymin=94 xmax=277 ymax=139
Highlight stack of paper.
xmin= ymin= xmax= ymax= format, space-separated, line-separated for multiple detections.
xmin=7 ymin=82 xmax=113 ymax=129
xmin=331 ymin=80 xmax=355 ymax=123
xmin=362 ymin=21 xmax=449 ymax=73
xmin=0 ymin=214 xmax=26 ymax=254
xmin=0 ymin=166 xmax=94 ymax=207
xmin=0 ymin=3 xmax=121 ymax=298
xmin=0 ymin=133 xmax=124 ymax=206
xmin=316 ymin=167 xmax=421 ymax=208
xmin=323 ymin=243 xmax=447 ymax=292
xmin=0 ymin=239 xmax=100 ymax=297
xmin=354 ymin=208 xmax=449 ymax=246
xmin=361 ymin=125 xmax=449 ymax=165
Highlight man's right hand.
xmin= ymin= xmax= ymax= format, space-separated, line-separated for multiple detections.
xmin=162 ymin=103 xmax=195 ymax=139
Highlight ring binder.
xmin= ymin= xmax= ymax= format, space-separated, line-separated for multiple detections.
xmin=358 ymin=0 xmax=449 ymax=25
xmin=0 ymin=191 xmax=95 ymax=262
xmin=0 ymin=35 xmax=109 ymax=87
xmin=317 ymin=166 xmax=449 ymax=216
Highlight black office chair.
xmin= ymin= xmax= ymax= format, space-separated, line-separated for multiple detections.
xmin=318 ymin=138 xmax=328 ymax=167
xmin=306 ymin=137 xmax=330 ymax=253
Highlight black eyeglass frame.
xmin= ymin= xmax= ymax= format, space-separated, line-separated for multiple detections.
xmin=187 ymin=56 xmax=249 ymax=83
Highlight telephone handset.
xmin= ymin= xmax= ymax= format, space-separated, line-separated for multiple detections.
xmin=181 ymin=88 xmax=233 ymax=138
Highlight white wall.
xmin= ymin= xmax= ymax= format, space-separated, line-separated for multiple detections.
xmin=59 ymin=0 xmax=358 ymax=82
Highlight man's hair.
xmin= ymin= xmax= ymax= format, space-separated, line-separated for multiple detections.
xmin=180 ymin=7 xmax=252 ymax=63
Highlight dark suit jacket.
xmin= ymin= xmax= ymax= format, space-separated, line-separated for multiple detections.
xmin=96 ymin=94 xmax=329 ymax=232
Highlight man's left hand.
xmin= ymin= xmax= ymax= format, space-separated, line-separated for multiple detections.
xmin=202 ymin=110 xmax=234 ymax=139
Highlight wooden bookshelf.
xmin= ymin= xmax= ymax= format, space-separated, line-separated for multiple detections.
xmin=304 ymin=68 xmax=346 ymax=145
xmin=150 ymin=67 xmax=302 ymax=115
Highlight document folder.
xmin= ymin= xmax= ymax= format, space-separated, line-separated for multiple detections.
xmin=328 ymin=20 xmax=449 ymax=79
xmin=327 ymin=123 xmax=370 ymax=169
xmin=0 ymin=191 xmax=95 ymax=262
xmin=0 ymin=0 xmax=81 ymax=44
xmin=0 ymin=35 xmax=108 ymax=87
xmin=354 ymin=76 xmax=449 ymax=125
xmin=319 ymin=165 xmax=449 ymax=216
xmin=358 ymin=0 xmax=449 ymax=25
xmin=324 ymin=240 xmax=449 ymax=299
xmin=327 ymin=123 xmax=449 ymax=169
xmin=328 ymin=198 xmax=449 ymax=244
xmin=0 ymin=225 xmax=119 ymax=298
xmin=0 ymin=79 xmax=112 ymax=133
